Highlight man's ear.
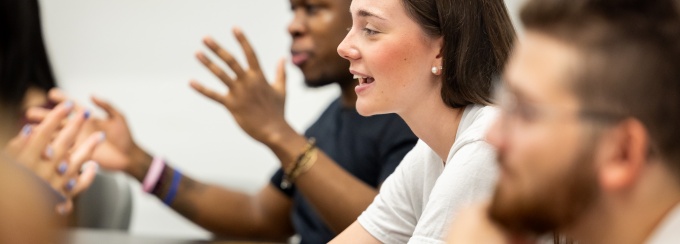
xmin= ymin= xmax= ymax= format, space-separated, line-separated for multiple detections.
xmin=596 ymin=119 xmax=650 ymax=191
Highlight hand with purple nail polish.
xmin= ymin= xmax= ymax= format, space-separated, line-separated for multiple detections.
xmin=26 ymin=88 xmax=152 ymax=177
xmin=2 ymin=100 xmax=104 ymax=215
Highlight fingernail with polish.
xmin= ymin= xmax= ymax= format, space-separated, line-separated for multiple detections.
xmin=64 ymin=100 xmax=74 ymax=110
xmin=21 ymin=124 xmax=32 ymax=136
xmin=66 ymin=179 xmax=76 ymax=191
xmin=58 ymin=161 xmax=68 ymax=174
xmin=57 ymin=205 xmax=67 ymax=215
xmin=87 ymin=160 xmax=99 ymax=172
xmin=83 ymin=161 xmax=100 ymax=173
xmin=84 ymin=110 xmax=91 ymax=119
xmin=45 ymin=146 xmax=54 ymax=159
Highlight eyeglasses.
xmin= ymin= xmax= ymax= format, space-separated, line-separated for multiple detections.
xmin=492 ymin=81 xmax=626 ymax=134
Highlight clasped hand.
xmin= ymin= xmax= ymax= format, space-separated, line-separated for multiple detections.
xmin=4 ymin=100 xmax=104 ymax=214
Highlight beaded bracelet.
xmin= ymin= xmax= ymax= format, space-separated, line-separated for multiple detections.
xmin=281 ymin=138 xmax=318 ymax=189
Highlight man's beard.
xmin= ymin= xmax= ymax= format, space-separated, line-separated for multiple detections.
xmin=488 ymin=145 xmax=600 ymax=236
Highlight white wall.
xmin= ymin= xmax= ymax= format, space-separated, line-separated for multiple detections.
xmin=39 ymin=0 xmax=524 ymax=239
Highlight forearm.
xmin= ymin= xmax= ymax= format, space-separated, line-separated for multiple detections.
xmin=124 ymin=148 xmax=293 ymax=240
xmin=158 ymin=173 xmax=292 ymax=241
xmin=296 ymin=156 xmax=378 ymax=233
xmin=265 ymin=129 xmax=379 ymax=234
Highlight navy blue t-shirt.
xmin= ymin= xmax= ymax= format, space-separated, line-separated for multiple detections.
xmin=270 ymin=98 xmax=417 ymax=244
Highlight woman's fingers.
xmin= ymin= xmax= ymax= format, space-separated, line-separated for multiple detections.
xmin=56 ymin=200 xmax=73 ymax=216
xmin=68 ymin=131 xmax=105 ymax=168
xmin=25 ymin=107 xmax=50 ymax=122
xmin=23 ymin=101 xmax=74 ymax=161
xmin=51 ymin=109 xmax=89 ymax=163
xmin=55 ymin=132 xmax=103 ymax=194
xmin=4 ymin=125 xmax=33 ymax=157
xmin=68 ymin=161 xmax=99 ymax=197
xmin=48 ymin=88 xmax=68 ymax=104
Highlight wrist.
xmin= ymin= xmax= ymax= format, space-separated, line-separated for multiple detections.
xmin=142 ymin=156 xmax=166 ymax=193
xmin=262 ymin=123 xmax=297 ymax=149
xmin=264 ymin=128 xmax=311 ymax=169
xmin=281 ymin=138 xmax=318 ymax=189
xmin=126 ymin=145 xmax=153 ymax=181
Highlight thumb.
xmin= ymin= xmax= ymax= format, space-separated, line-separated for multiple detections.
xmin=91 ymin=96 xmax=120 ymax=119
xmin=273 ymin=58 xmax=287 ymax=97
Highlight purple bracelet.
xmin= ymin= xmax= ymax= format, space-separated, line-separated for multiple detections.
xmin=142 ymin=156 xmax=165 ymax=193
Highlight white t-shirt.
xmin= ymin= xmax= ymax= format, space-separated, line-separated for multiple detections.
xmin=647 ymin=203 xmax=680 ymax=244
xmin=357 ymin=104 xmax=499 ymax=244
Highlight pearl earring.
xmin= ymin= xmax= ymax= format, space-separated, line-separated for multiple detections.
xmin=431 ymin=66 xmax=443 ymax=75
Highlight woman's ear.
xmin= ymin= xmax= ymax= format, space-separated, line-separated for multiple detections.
xmin=431 ymin=37 xmax=444 ymax=75
xmin=435 ymin=37 xmax=444 ymax=59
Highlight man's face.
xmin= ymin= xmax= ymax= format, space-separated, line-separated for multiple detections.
xmin=289 ymin=0 xmax=353 ymax=87
xmin=486 ymin=32 xmax=600 ymax=235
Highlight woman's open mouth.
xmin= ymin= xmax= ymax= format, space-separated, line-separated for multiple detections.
xmin=354 ymin=75 xmax=375 ymax=85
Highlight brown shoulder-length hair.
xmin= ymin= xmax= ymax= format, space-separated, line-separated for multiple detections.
xmin=401 ymin=0 xmax=516 ymax=108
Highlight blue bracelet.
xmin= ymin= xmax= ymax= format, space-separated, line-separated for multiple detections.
xmin=163 ymin=169 xmax=182 ymax=206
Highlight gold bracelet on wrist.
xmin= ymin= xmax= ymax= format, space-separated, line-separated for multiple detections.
xmin=281 ymin=138 xmax=318 ymax=189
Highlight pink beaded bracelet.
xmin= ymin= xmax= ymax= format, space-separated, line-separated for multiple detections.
xmin=142 ymin=156 xmax=166 ymax=193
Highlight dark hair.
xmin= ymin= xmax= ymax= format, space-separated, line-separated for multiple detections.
xmin=0 ymin=0 xmax=57 ymax=112
xmin=521 ymin=0 xmax=680 ymax=178
xmin=401 ymin=0 xmax=516 ymax=108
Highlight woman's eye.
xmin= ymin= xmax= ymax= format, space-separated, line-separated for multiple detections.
xmin=362 ymin=27 xmax=379 ymax=36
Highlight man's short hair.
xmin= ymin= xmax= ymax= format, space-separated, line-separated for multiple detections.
xmin=521 ymin=0 xmax=680 ymax=179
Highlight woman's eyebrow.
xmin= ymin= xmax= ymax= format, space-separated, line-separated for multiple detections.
xmin=355 ymin=8 xmax=387 ymax=21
